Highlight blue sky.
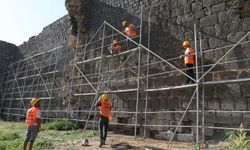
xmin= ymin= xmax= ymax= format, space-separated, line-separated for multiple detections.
xmin=0 ymin=0 xmax=67 ymax=46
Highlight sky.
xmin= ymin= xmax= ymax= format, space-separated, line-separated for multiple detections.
xmin=0 ymin=0 xmax=67 ymax=46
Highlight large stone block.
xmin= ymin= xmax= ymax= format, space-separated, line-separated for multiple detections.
xmin=191 ymin=1 xmax=203 ymax=11
xmin=232 ymin=112 xmax=243 ymax=124
xmin=194 ymin=10 xmax=205 ymax=19
xmin=243 ymin=113 xmax=250 ymax=125
xmin=176 ymin=133 xmax=194 ymax=142
xmin=204 ymin=112 xmax=216 ymax=122
xmin=208 ymin=37 xmax=226 ymax=49
xmin=243 ymin=18 xmax=250 ymax=31
xmin=228 ymin=32 xmax=246 ymax=44
xmin=206 ymin=98 xmax=221 ymax=110
xmin=211 ymin=2 xmax=226 ymax=14
xmin=218 ymin=10 xmax=240 ymax=23
xmin=234 ymin=99 xmax=247 ymax=111
xmin=215 ymin=112 xmax=233 ymax=124
xmin=199 ymin=14 xmax=218 ymax=28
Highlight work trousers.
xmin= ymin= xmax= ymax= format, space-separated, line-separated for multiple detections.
xmin=185 ymin=64 xmax=195 ymax=84
xmin=99 ymin=118 xmax=109 ymax=144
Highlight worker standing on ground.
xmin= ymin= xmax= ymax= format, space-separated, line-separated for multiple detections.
xmin=180 ymin=41 xmax=195 ymax=84
xmin=122 ymin=20 xmax=137 ymax=50
xmin=95 ymin=94 xmax=112 ymax=147
xmin=109 ymin=39 xmax=121 ymax=55
xmin=23 ymin=98 xmax=41 ymax=150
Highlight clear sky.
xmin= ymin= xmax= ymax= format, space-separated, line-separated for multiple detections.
xmin=0 ymin=0 xmax=67 ymax=46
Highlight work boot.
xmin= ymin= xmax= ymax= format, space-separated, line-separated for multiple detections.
xmin=99 ymin=143 xmax=102 ymax=147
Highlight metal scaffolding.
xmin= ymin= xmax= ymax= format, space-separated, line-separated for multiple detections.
xmin=1 ymin=2 xmax=250 ymax=147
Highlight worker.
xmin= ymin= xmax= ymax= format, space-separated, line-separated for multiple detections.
xmin=95 ymin=94 xmax=112 ymax=147
xmin=23 ymin=98 xmax=41 ymax=150
xmin=180 ymin=41 xmax=195 ymax=84
xmin=109 ymin=39 xmax=121 ymax=55
xmin=122 ymin=20 xmax=137 ymax=50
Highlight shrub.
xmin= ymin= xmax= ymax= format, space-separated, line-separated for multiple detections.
xmin=0 ymin=131 xmax=20 ymax=141
xmin=226 ymin=123 xmax=250 ymax=150
xmin=34 ymin=139 xmax=53 ymax=150
xmin=46 ymin=119 xmax=78 ymax=131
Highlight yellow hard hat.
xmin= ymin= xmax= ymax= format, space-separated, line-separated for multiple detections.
xmin=183 ymin=41 xmax=190 ymax=47
xmin=101 ymin=94 xmax=108 ymax=101
xmin=113 ymin=39 xmax=118 ymax=44
xmin=122 ymin=20 xmax=128 ymax=27
xmin=31 ymin=98 xmax=39 ymax=106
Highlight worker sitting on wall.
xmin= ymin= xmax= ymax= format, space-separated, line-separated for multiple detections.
xmin=108 ymin=39 xmax=121 ymax=55
xmin=122 ymin=20 xmax=137 ymax=50
xmin=23 ymin=98 xmax=41 ymax=150
xmin=179 ymin=41 xmax=195 ymax=84
xmin=95 ymin=94 xmax=112 ymax=147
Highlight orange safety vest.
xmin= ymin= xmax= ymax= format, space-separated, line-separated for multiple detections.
xmin=99 ymin=101 xmax=112 ymax=121
xmin=125 ymin=24 xmax=137 ymax=37
xmin=26 ymin=107 xmax=40 ymax=126
xmin=184 ymin=47 xmax=194 ymax=65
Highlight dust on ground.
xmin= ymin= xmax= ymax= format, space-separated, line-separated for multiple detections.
xmin=50 ymin=132 xmax=228 ymax=150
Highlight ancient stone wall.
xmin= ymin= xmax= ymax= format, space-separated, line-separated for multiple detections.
xmin=1 ymin=0 xmax=250 ymax=139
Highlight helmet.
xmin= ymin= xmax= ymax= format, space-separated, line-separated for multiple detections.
xmin=122 ymin=20 xmax=128 ymax=27
xmin=31 ymin=98 xmax=39 ymax=106
xmin=101 ymin=94 xmax=108 ymax=101
xmin=183 ymin=41 xmax=190 ymax=47
xmin=113 ymin=39 xmax=118 ymax=44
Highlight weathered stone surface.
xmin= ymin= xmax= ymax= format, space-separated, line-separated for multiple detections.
xmin=199 ymin=14 xmax=218 ymax=28
xmin=218 ymin=9 xmax=240 ymax=23
xmin=211 ymin=2 xmax=226 ymax=14
xmin=208 ymin=37 xmax=226 ymax=48
xmin=1 ymin=0 xmax=250 ymax=139
xmin=176 ymin=133 xmax=194 ymax=142
xmin=191 ymin=1 xmax=203 ymax=11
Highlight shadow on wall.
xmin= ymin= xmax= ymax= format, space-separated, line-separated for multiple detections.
xmin=0 ymin=41 xmax=22 ymax=72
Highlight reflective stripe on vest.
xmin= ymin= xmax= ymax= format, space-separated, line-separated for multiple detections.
xmin=184 ymin=47 xmax=194 ymax=65
xmin=99 ymin=101 xmax=112 ymax=121
xmin=26 ymin=107 xmax=40 ymax=126
xmin=125 ymin=24 xmax=137 ymax=37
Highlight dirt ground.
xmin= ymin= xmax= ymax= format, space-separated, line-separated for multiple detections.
xmin=50 ymin=133 xmax=228 ymax=150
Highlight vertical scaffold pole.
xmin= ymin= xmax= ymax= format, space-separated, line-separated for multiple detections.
xmin=135 ymin=1 xmax=143 ymax=138
xmin=93 ymin=22 xmax=106 ymax=131
xmin=200 ymin=32 xmax=205 ymax=142
xmin=194 ymin=24 xmax=199 ymax=144
xmin=144 ymin=6 xmax=151 ymax=138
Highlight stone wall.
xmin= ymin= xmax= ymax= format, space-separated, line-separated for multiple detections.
xmin=1 ymin=0 xmax=250 ymax=139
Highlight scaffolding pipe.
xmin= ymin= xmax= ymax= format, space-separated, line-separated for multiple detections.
xmin=199 ymin=31 xmax=250 ymax=81
xmin=134 ymin=1 xmax=143 ymax=138
xmin=144 ymin=5 xmax=151 ymax=139
xmin=194 ymin=23 xmax=200 ymax=144
xmin=200 ymin=32 xmax=205 ymax=143
xmin=104 ymin=21 xmax=196 ymax=82
xmin=168 ymin=88 xmax=197 ymax=146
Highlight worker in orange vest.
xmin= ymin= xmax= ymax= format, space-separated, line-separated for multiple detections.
xmin=122 ymin=20 xmax=137 ymax=50
xmin=109 ymin=39 xmax=121 ymax=55
xmin=95 ymin=94 xmax=112 ymax=147
xmin=180 ymin=41 xmax=195 ymax=84
xmin=23 ymin=98 xmax=41 ymax=150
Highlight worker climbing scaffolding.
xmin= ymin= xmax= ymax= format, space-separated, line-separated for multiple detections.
xmin=122 ymin=20 xmax=138 ymax=50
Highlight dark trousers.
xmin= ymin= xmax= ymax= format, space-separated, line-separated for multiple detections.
xmin=186 ymin=64 xmax=195 ymax=84
xmin=99 ymin=119 xmax=109 ymax=144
